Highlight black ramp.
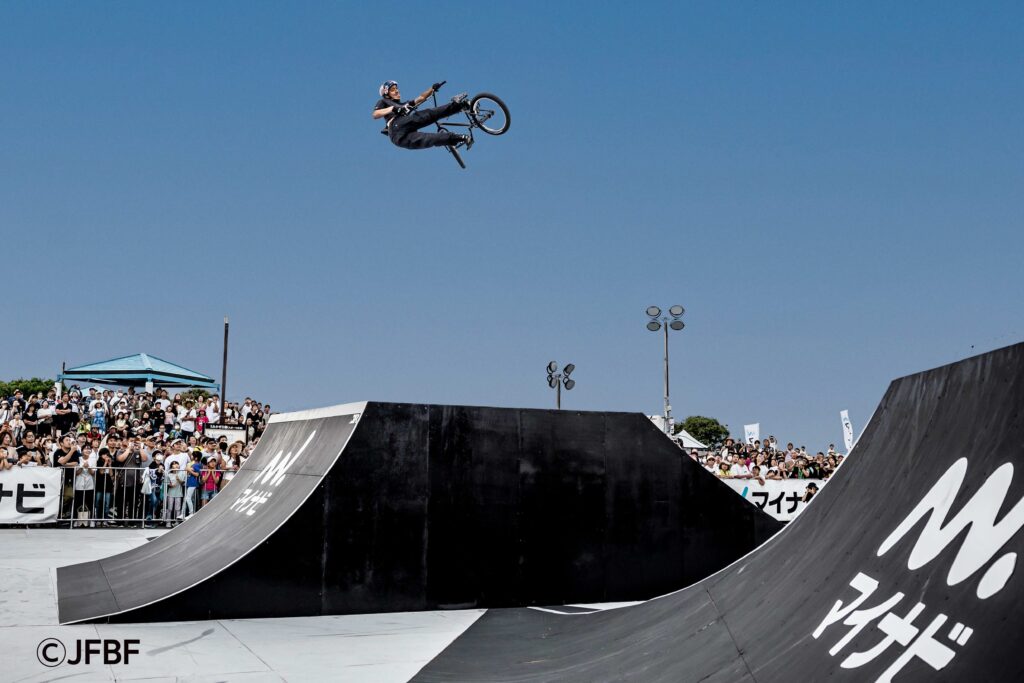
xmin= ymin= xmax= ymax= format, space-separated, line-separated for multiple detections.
xmin=57 ymin=402 xmax=366 ymax=624
xmin=320 ymin=404 xmax=778 ymax=613
xmin=58 ymin=402 xmax=779 ymax=623
xmin=413 ymin=342 xmax=1024 ymax=682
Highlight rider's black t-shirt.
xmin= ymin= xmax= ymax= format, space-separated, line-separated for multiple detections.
xmin=375 ymin=97 xmax=413 ymax=124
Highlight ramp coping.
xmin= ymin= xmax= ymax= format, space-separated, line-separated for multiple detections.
xmin=268 ymin=401 xmax=368 ymax=424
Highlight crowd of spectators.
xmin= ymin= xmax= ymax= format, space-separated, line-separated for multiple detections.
xmin=0 ymin=384 xmax=272 ymax=527
xmin=688 ymin=436 xmax=845 ymax=484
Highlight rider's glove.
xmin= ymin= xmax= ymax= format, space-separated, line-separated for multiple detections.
xmin=432 ymin=82 xmax=444 ymax=92
xmin=393 ymin=104 xmax=409 ymax=117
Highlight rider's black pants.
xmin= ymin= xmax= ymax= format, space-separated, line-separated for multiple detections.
xmin=389 ymin=101 xmax=465 ymax=150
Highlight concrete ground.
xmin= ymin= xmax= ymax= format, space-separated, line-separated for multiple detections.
xmin=0 ymin=527 xmax=485 ymax=682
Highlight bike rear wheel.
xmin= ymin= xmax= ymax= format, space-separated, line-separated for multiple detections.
xmin=470 ymin=93 xmax=510 ymax=135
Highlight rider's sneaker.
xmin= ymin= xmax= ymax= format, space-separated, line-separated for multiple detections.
xmin=451 ymin=92 xmax=471 ymax=110
xmin=460 ymin=134 xmax=474 ymax=150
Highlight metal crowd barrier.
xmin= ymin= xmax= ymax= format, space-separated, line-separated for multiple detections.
xmin=55 ymin=465 xmax=238 ymax=528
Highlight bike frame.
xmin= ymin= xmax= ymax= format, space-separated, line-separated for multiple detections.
xmin=399 ymin=82 xmax=506 ymax=168
xmin=421 ymin=90 xmax=475 ymax=143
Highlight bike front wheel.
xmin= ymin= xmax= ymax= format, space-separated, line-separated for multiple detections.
xmin=470 ymin=93 xmax=510 ymax=135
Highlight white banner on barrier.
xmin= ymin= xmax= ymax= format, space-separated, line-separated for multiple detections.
xmin=723 ymin=478 xmax=826 ymax=522
xmin=0 ymin=468 xmax=61 ymax=523
xmin=205 ymin=423 xmax=248 ymax=445
xmin=743 ymin=423 xmax=760 ymax=446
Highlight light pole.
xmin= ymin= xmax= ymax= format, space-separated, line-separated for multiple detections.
xmin=546 ymin=361 xmax=576 ymax=410
xmin=645 ymin=305 xmax=685 ymax=435
xmin=221 ymin=316 xmax=229 ymax=423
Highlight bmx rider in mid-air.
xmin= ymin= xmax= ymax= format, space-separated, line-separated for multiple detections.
xmin=373 ymin=80 xmax=472 ymax=151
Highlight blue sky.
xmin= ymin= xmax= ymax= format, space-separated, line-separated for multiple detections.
xmin=2 ymin=2 xmax=1021 ymax=450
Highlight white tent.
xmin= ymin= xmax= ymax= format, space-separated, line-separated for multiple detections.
xmin=647 ymin=416 xmax=708 ymax=450
xmin=672 ymin=429 xmax=707 ymax=450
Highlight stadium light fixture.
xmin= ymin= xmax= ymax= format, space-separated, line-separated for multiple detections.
xmin=645 ymin=304 xmax=686 ymax=435
xmin=546 ymin=361 xmax=577 ymax=410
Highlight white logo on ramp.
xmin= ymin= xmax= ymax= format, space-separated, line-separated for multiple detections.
xmin=230 ymin=431 xmax=316 ymax=516
xmin=258 ymin=431 xmax=316 ymax=487
xmin=877 ymin=457 xmax=1024 ymax=599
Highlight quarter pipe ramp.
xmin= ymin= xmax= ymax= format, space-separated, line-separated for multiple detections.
xmin=412 ymin=342 xmax=1024 ymax=682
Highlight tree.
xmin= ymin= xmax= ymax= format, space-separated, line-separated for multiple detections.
xmin=0 ymin=377 xmax=55 ymax=398
xmin=677 ymin=415 xmax=730 ymax=449
xmin=180 ymin=388 xmax=212 ymax=402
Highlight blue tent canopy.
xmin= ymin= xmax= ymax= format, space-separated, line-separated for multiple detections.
xmin=58 ymin=353 xmax=220 ymax=391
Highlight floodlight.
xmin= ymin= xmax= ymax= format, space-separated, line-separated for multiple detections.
xmin=564 ymin=379 xmax=576 ymax=390
xmin=547 ymin=361 xmax=558 ymax=373
xmin=548 ymin=377 xmax=558 ymax=388
xmin=564 ymin=363 xmax=575 ymax=376
xmin=646 ymin=306 xmax=661 ymax=318
xmin=669 ymin=305 xmax=684 ymax=317
xmin=646 ymin=321 xmax=661 ymax=332
xmin=669 ymin=320 xmax=685 ymax=331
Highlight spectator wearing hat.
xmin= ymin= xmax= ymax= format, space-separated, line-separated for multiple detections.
xmin=163 ymin=439 xmax=189 ymax=471
xmin=803 ymin=482 xmax=819 ymax=502
xmin=729 ymin=455 xmax=752 ymax=479
xmin=9 ymin=389 xmax=26 ymax=413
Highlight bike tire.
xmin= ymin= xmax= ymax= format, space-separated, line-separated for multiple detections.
xmin=447 ymin=145 xmax=466 ymax=169
xmin=470 ymin=93 xmax=510 ymax=135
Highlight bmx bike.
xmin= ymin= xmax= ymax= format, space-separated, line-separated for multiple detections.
xmin=418 ymin=80 xmax=511 ymax=169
